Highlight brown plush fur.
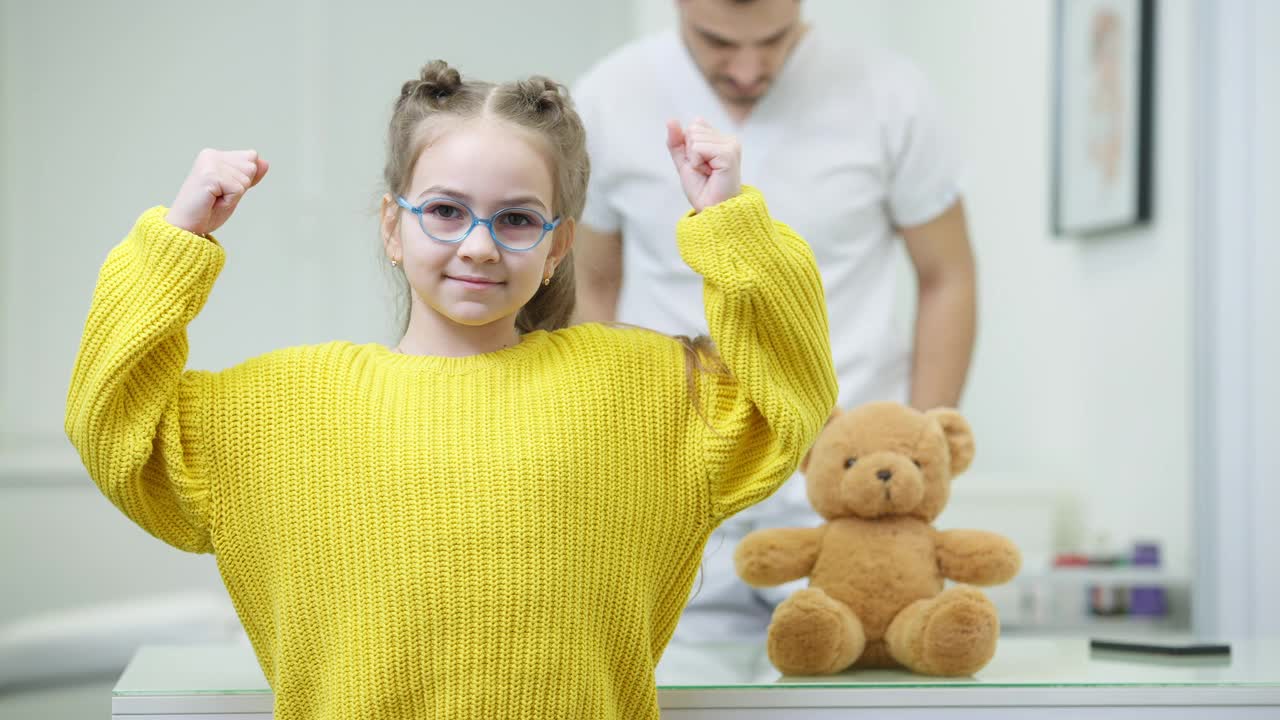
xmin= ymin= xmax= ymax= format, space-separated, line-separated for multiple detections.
xmin=734 ymin=402 xmax=1021 ymax=677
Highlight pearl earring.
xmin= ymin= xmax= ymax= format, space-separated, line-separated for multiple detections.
xmin=390 ymin=258 xmax=399 ymax=268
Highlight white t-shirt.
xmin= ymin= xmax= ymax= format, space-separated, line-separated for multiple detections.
xmin=574 ymin=28 xmax=961 ymax=524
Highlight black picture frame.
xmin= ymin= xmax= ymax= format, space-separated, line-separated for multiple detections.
xmin=1051 ymin=0 xmax=1155 ymax=236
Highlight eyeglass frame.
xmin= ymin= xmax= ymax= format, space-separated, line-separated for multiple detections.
xmin=395 ymin=195 xmax=561 ymax=252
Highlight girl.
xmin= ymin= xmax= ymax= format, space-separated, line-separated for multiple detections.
xmin=65 ymin=60 xmax=836 ymax=719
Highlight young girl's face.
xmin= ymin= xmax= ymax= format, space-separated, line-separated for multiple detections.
xmin=383 ymin=118 xmax=569 ymax=330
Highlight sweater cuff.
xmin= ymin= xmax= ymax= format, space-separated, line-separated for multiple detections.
xmin=674 ymin=186 xmax=795 ymax=286
xmin=130 ymin=206 xmax=227 ymax=290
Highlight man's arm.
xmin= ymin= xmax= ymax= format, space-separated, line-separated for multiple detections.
xmin=902 ymin=199 xmax=977 ymax=410
xmin=573 ymin=224 xmax=624 ymax=324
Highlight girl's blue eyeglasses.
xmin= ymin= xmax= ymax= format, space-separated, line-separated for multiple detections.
xmin=396 ymin=196 xmax=560 ymax=252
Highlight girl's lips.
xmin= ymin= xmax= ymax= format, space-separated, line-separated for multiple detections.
xmin=446 ymin=275 xmax=503 ymax=289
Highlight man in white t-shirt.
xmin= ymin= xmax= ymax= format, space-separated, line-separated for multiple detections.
xmin=573 ymin=0 xmax=977 ymax=643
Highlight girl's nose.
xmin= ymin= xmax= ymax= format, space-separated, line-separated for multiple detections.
xmin=456 ymin=222 xmax=501 ymax=263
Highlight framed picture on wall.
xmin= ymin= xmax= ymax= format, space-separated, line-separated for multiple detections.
xmin=1051 ymin=0 xmax=1155 ymax=236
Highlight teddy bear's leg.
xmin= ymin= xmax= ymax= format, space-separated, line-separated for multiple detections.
xmin=883 ymin=586 xmax=999 ymax=677
xmin=766 ymin=587 xmax=866 ymax=675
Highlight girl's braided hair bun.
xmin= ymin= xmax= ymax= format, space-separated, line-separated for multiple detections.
xmin=399 ymin=60 xmax=464 ymax=108
xmin=509 ymin=76 xmax=573 ymax=121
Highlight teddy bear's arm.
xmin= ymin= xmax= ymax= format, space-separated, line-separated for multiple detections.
xmin=934 ymin=529 xmax=1022 ymax=585
xmin=733 ymin=526 xmax=825 ymax=587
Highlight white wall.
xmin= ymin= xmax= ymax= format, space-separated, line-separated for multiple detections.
xmin=1193 ymin=0 xmax=1280 ymax=638
xmin=1252 ymin=0 xmax=1280 ymax=633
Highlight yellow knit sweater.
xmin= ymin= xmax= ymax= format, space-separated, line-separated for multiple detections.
xmin=66 ymin=187 xmax=836 ymax=720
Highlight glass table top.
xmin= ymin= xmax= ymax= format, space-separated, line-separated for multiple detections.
xmin=114 ymin=635 xmax=1280 ymax=696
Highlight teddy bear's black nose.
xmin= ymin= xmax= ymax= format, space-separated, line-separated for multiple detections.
xmin=877 ymin=469 xmax=893 ymax=482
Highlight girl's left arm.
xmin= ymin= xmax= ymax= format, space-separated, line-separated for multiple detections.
xmin=676 ymin=189 xmax=838 ymax=521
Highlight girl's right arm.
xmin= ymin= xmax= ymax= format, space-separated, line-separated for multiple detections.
xmin=64 ymin=150 xmax=267 ymax=552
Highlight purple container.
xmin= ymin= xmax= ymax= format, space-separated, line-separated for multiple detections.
xmin=1132 ymin=542 xmax=1161 ymax=567
xmin=1129 ymin=586 xmax=1168 ymax=616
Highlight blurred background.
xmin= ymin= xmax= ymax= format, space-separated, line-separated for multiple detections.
xmin=1 ymin=0 xmax=1276 ymax=716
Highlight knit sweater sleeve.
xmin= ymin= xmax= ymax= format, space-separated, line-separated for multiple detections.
xmin=64 ymin=206 xmax=225 ymax=553
xmin=676 ymin=186 xmax=839 ymax=522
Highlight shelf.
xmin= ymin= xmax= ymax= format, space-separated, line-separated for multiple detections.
xmin=1020 ymin=568 xmax=1188 ymax=586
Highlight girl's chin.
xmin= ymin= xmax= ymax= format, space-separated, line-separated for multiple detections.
xmin=434 ymin=302 xmax=515 ymax=327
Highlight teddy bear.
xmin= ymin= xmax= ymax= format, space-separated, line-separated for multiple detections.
xmin=733 ymin=401 xmax=1021 ymax=677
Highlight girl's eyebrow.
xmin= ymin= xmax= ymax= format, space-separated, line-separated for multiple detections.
xmin=416 ymin=185 xmax=549 ymax=212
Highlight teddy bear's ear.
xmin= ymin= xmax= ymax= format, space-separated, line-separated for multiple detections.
xmin=927 ymin=408 xmax=975 ymax=475
xmin=799 ymin=408 xmax=842 ymax=474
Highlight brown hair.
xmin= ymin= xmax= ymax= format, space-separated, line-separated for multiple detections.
xmin=383 ymin=60 xmax=588 ymax=334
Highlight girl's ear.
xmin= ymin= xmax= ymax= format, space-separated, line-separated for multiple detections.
xmin=550 ymin=217 xmax=576 ymax=266
xmin=381 ymin=194 xmax=403 ymax=262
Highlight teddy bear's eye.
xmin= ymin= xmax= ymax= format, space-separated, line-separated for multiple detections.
xmin=912 ymin=459 xmax=922 ymax=469
xmin=844 ymin=457 xmax=857 ymax=469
